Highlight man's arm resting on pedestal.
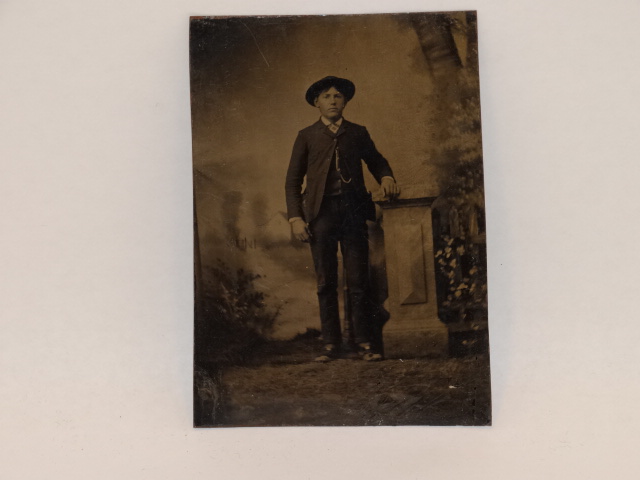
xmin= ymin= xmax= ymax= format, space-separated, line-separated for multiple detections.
xmin=380 ymin=176 xmax=400 ymax=200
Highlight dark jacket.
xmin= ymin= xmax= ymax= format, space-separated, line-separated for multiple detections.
xmin=285 ymin=119 xmax=394 ymax=223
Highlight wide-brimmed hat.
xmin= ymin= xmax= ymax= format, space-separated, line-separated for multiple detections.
xmin=305 ymin=76 xmax=356 ymax=106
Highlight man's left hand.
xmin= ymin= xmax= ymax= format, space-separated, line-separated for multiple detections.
xmin=381 ymin=177 xmax=400 ymax=200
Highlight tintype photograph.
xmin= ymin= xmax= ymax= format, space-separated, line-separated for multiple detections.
xmin=191 ymin=12 xmax=490 ymax=427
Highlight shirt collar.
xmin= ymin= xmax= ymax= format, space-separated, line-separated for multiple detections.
xmin=320 ymin=116 xmax=343 ymax=127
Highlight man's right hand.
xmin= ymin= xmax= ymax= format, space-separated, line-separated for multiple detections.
xmin=291 ymin=218 xmax=311 ymax=242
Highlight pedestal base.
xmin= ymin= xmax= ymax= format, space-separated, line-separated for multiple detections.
xmin=383 ymin=325 xmax=449 ymax=359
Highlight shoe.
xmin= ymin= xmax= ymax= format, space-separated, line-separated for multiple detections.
xmin=357 ymin=343 xmax=383 ymax=362
xmin=315 ymin=344 xmax=341 ymax=362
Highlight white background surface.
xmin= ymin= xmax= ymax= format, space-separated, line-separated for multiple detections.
xmin=2 ymin=1 xmax=639 ymax=478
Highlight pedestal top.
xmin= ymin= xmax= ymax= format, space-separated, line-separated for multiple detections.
xmin=373 ymin=183 xmax=439 ymax=209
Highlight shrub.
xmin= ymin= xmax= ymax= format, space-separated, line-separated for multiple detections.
xmin=208 ymin=261 xmax=278 ymax=337
xmin=435 ymin=235 xmax=487 ymax=323
xmin=196 ymin=260 xmax=280 ymax=365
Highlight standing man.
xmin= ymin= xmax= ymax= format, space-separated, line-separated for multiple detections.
xmin=285 ymin=76 xmax=399 ymax=362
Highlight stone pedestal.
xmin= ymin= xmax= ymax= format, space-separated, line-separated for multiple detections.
xmin=377 ymin=194 xmax=448 ymax=358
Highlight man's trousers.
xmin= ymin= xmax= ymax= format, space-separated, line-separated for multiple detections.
xmin=308 ymin=193 xmax=371 ymax=347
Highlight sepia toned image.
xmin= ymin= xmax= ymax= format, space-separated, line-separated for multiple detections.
xmin=191 ymin=12 xmax=490 ymax=427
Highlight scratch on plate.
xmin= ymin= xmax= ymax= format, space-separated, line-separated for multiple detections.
xmin=240 ymin=20 xmax=270 ymax=67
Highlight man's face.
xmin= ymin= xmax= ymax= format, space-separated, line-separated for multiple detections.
xmin=314 ymin=87 xmax=346 ymax=122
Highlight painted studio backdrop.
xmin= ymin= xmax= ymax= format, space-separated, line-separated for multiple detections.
xmin=191 ymin=12 xmax=490 ymax=427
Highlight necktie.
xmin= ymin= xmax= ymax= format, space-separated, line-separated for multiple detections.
xmin=328 ymin=123 xmax=339 ymax=134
